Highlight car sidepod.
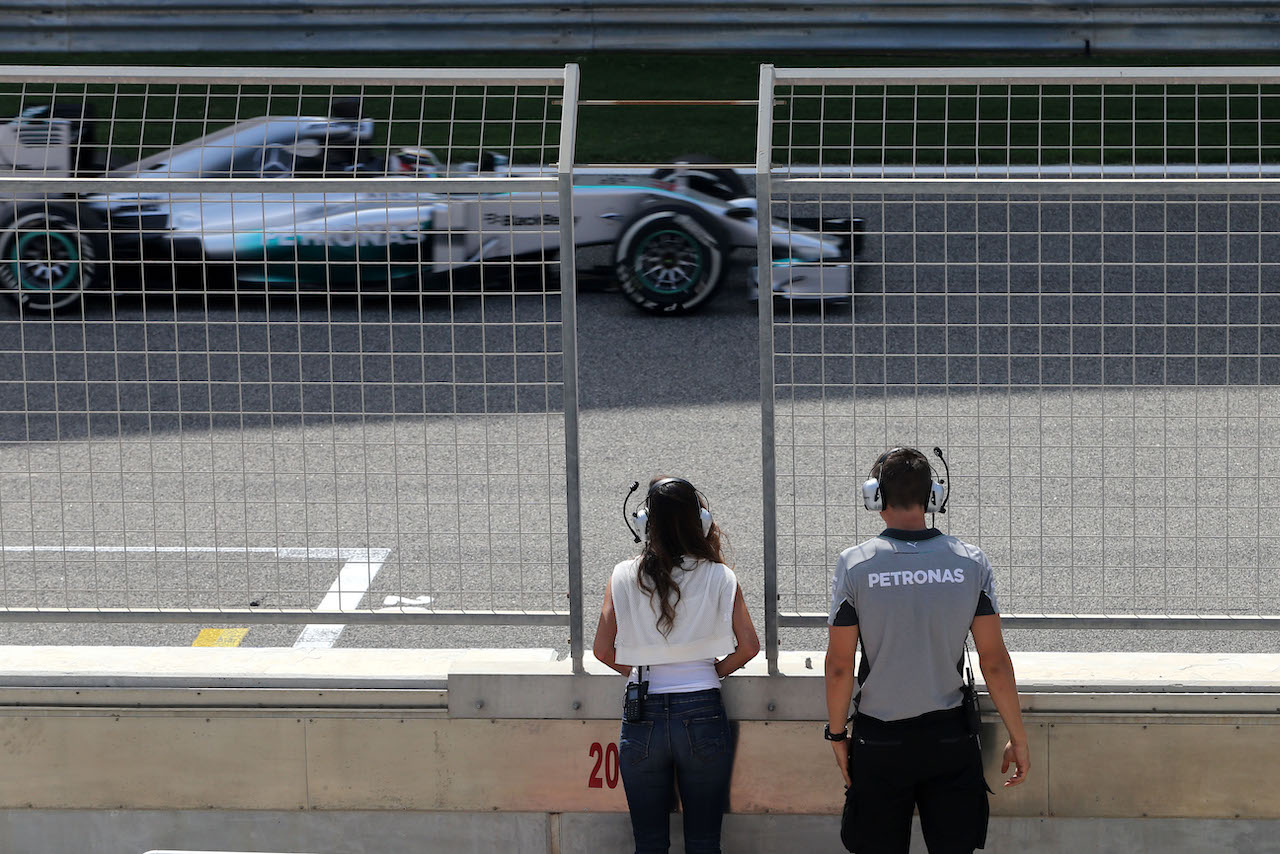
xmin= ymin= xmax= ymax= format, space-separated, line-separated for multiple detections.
xmin=215 ymin=198 xmax=437 ymax=289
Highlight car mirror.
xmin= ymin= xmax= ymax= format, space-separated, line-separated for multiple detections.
xmin=288 ymin=139 xmax=323 ymax=159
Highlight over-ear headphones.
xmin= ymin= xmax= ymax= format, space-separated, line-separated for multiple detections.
xmin=623 ymin=477 xmax=714 ymax=544
xmin=862 ymin=447 xmax=949 ymax=514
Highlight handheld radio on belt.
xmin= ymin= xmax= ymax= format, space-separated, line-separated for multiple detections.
xmin=847 ymin=638 xmax=871 ymax=732
xmin=624 ymin=666 xmax=648 ymax=722
xmin=961 ymin=640 xmax=982 ymax=744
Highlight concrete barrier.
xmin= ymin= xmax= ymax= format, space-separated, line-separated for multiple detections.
xmin=0 ymin=648 xmax=1277 ymax=853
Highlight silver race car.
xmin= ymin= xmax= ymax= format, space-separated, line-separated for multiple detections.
xmin=0 ymin=103 xmax=861 ymax=315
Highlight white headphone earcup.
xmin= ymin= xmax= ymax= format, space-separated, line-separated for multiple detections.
xmin=929 ymin=481 xmax=946 ymax=512
xmin=635 ymin=504 xmax=712 ymax=539
xmin=862 ymin=478 xmax=883 ymax=511
xmin=632 ymin=508 xmax=648 ymax=543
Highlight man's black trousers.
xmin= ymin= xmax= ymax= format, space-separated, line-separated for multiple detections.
xmin=842 ymin=706 xmax=990 ymax=854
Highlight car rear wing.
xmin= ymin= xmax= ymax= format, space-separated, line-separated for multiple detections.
xmin=0 ymin=112 xmax=73 ymax=177
xmin=0 ymin=103 xmax=100 ymax=181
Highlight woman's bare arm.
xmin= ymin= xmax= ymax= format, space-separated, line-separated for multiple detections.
xmin=715 ymin=585 xmax=761 ymax=678
xmin=592 ymin=578 xmax=631 ymax=676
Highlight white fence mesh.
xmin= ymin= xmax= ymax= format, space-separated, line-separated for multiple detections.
xmin=756 ymin=68 xmax=1280 ymax=658
xmin=0 ymin=67 xmax=582 ymax=641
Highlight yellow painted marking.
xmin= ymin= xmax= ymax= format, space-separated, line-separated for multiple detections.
xmin=192 ymin=628 xmax=249 ymax=647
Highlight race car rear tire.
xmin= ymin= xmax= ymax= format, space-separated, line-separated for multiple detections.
xmin=615 ymin=204 xmax=727 ymax=315
xmin=0 ymin=203 xmax=108 ymax=313
xmin=649 ymin=154 xmax=749 ymax=202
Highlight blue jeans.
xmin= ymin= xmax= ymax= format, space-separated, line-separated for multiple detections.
xmin=618 ymin=688 xmax=734 ymax=854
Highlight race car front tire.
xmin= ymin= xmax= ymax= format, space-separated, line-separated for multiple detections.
xmin=615 ymin=204 xmax=727 ymax=315
xmin=0 ymin=203 xmax=108 ymax=313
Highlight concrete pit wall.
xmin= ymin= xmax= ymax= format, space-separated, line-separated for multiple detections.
xmin=0 ymin=648 xmax=1277 ymax=854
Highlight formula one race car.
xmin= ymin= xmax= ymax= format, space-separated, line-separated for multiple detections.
xmin=0 ymin=102 xmax=862 ymax=315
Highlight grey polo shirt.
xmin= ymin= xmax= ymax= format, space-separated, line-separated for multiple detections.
xmin=827 ymin=528 xmax=999 ymax=722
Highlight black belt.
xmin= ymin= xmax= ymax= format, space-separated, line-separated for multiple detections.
xmin=855 ymin=705 xmax=967 ymax=739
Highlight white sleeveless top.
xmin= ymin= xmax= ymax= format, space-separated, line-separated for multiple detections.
xmin=611 ymin=556 xmax=738 ymax=669
xmin=628 ymin=659 xmax=720 ymax=694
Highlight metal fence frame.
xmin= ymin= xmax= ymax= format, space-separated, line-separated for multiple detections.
xmin=756 ymin=65 xmax=1280 ymax=672
xmin=0 ymin=65 xmax=586 ymax=669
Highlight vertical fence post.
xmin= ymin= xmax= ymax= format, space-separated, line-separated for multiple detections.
xmin=756 ymin=64 xmax=781 ymax=675
xmin=558 ymin=64 xmax=586 ymax=674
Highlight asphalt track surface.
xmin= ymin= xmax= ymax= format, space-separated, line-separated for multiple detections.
xmin=0 ymin=196 xmax=1277 ymax=654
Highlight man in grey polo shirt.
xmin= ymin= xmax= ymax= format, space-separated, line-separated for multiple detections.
xmin=823 ymin=447 xmax=1029 ymax=854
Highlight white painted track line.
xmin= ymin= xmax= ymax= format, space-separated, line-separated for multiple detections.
xmin=293 ymin=549 xmax=391 ymax=649
xmin=0 ymin=545 xmax=392 ymax=650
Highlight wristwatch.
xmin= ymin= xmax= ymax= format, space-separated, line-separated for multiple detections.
xmin=823 ymin=724 xmax=849 ymax=742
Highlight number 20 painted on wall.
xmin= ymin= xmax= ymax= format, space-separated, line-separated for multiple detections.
xmin=588 ymin=742 xmax=620 ymax=789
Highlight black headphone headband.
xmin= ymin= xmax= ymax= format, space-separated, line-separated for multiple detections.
xmin=648 ymin=476 xmax=699 ymax=499
xmin=871 ymin=447 xmax=904 ymax=476
xmin=872 ymin=447 xmax=928 ymax=480
xmin=872 ymin=447 xmax=932 ymax=505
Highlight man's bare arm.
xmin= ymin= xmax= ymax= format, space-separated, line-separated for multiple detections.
xmin=824 ymin=624 xmax=859 ymax=788
xmin=971 ymin=613 xmax=1028 ymax=787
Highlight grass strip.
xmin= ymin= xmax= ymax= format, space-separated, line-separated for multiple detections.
xmin=3 ymin=51 xmax=1277 ymax=165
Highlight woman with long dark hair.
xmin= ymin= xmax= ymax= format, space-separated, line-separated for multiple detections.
xmin=593 ymin=476 xmax=761 ymax=854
